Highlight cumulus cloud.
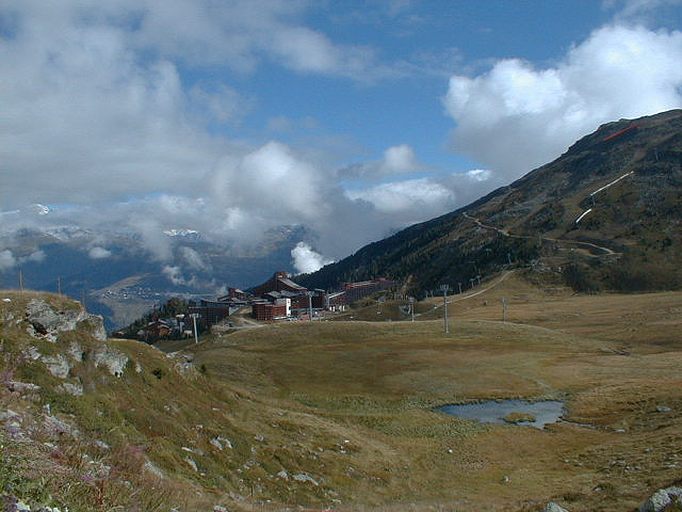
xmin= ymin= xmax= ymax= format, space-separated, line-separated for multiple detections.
xmin=339 ymin=144 xmax=426 ymax=180
xmin=346 ymin=178 xmax=453 ymax=215
xmin=162 ymin=265 xmax=196 ymax=287
xmin=291 ymin=242 xmax=334 ymax=274
xmin=179 ymin=246 xmax=209 ymax=271
xmin=444 ymin=24 xmax=682 ymax=180
xmin=88 ymin=246 xmax=112 ymax=259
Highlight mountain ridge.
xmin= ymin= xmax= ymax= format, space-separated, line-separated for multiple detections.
xmin=299 ymin=109 xmax=682 ymax=294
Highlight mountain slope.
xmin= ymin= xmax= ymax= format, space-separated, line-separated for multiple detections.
xmin=300 ymin=109 xmax=682 ymax=294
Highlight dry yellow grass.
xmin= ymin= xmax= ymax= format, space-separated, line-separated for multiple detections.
xmin=4 ymin=282 xmax=682 ymax=511
xmin=191 ymin=275 xmax=682 ymax=511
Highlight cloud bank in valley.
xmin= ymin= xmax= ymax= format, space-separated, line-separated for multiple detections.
xmin=291 ymin=242 xmax=334 ymax=274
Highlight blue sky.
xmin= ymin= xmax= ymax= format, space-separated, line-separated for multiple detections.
xmin=1 ymin=0 xmax=682 ymax=274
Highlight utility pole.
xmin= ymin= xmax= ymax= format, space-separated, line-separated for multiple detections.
xmin=458 ymin=282 xmax=462 ymax=295
xmin=502 ymin=297 xmax=508 ymax=323
xmin=306 ymin=291 xmax=314 ymax=322
xmin=409 ymin=297 xmax=415 ymax=322
xmin=439 ymin=284 xmax=449 ymax=334
xmin=190 ymin=313 xmax=200 ymax=344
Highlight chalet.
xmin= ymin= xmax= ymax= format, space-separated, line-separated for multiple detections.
xmin=187 ymin=300 xmax=233 ymax=330
xmin=252 ymin=298 xmax=290 ymax=321
xmin=342 ymin=277 xmax=396 ymax=303
xmin=218 ymin=287 xmax=250 ymax=302
xmin=138 ymin=319 xmax=172 ymax=341
xmin=252 ymin=271 xmax=307 ymax=297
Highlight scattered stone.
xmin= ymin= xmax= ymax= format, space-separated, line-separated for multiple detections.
xmin=15 ymin=501 xmax=31 ymax=512
xmin=656 ymin=406 xmax=672 ymax=413
xmin=185 ymin=457 xmax=198 ymax=472
xmin=22 ymin=345 xmax=41 ymax=361
xmin=135 ymin=361 xmax=143 ymax=373
xmin=42 ymin=354 xmax=71 ymax=379
xmin=43 ymin=414 xmax=79 ymax=438
xmin=93 ymin=346 xmax=128 ymax=377
xmin=502 ymin=475 xmax=510 ymax=483
xmin=293 ymin=473 xmax=319 ymax=486
xmin=6 ymin=381 xmax=41 ymax=393
xmin=277 ymin=470 xmax=289 ymax=480
xmin=58 ymin=382 xmax=84 ymax=396
xmin=94 ymin=439 xmax=110 ymax=450
xmin=254 ymin=434 xmax=265 ymax=442
xmin=210 ymin=436 xmax=233 ymax=450
xmin=213 ymin=506 xmax=228 ymax=512
xmin=639 ymin=486 xmax=682 ymax=512
xmin=181 ymin=446 xmax=194 ymax=453
xmin=447 ymin=448 xmax=453 ymax=454
xmin=67 ymin=342 xmax=84 ymax=362
xmin=543 ymin=502 xmax=569 ymax=512
xmin=143 ymin=459 xmax=165 ymax=479
xmin=2 ymin=297 xmax=11 ymax=302
xmin=0 ymin=409 xmax=20 ymax=422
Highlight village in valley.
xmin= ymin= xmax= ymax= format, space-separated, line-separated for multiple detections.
xmin=124 ymin=272 xmax=397 ymax=342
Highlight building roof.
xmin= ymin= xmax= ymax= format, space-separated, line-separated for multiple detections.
xmin=278 ymin=276 xmax=306 ymax=291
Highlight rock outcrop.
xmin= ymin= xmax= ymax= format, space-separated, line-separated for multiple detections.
xmin=639 ymin=486 xmax=682 ymax=512
xmin=25 ymin=299 xmax=106 ymax=342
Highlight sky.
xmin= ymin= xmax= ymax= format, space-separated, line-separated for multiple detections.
xmin=1 ymin=0 xmax=682 ymax=275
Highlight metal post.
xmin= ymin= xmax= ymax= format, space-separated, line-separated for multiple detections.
xmin=307 ymin=291 xmax=313 ymax=322
xmin=439 ymin=284 xmax=449 ymax=334
xmin=191 ymin=313 xmax=199 ymax=344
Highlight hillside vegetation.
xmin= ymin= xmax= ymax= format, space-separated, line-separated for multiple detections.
xmin=299 ymin=110 xmax=682 ymax=295
xmin=3 ymin=281 xmax=681 ymax=510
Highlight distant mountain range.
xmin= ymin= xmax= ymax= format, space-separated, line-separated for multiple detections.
xmin=299 ymin=109 xmax=682 ymax=295
xmin=0 ymin=224 xmax=308 ymax=329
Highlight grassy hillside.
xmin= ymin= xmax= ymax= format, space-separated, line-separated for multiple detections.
xmin=299 ymin=110 xmax=682 ymax=295
xmin=3 ymin=286 xmax=682 ymax=511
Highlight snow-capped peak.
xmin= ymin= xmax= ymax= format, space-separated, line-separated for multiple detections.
xmin=163 ymin=229 xmax=200 ymax=238
xmin=30 ymin=203 xmax=50 ymax=216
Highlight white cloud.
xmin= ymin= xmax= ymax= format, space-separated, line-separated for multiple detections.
xmin=339 ymin=144 xmax=425 ymax=180
xmin=88 ymin=246 xmax=112 ymax=259
xmin=0 ymin=250 xmax=17 ymax=271
xmin=179 ymin=246 xmax=209 ymax=271
xmin=347 ymin=178 xmax=453 ymax=215
xmin=444 ymin=24 xmax=682 ymax=180
xmin=382 ymin=145 xmax=420 ymax=173
xmin=26 ymin=250 xmax=46 ymax=263
xmin=162 ymin=265 xmax=186 ymax=286
xmin=291 ymin=242 xmax=333 ymax=274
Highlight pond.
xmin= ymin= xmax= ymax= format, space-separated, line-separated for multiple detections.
xmin=436 ymin=399 xmax=565 ymax=429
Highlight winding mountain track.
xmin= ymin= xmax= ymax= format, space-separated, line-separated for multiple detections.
xmin=419 ymin=270 xmax=515 ymax=315
xmin=461 ymin=212 xmax=619 ymax=257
